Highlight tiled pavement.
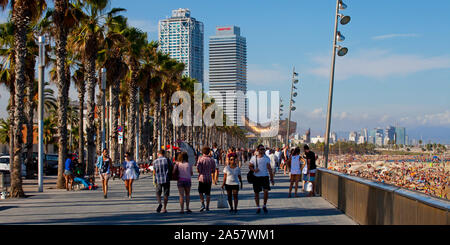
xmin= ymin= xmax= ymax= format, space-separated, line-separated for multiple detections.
xmin=0 ymin=163 xmax=357 ymax=225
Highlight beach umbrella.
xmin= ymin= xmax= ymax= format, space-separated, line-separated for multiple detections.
xmin=178 ymin=141 xmax=196 ymax=167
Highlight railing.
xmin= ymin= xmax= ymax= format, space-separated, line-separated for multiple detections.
xmin=316 ymin=168 xmax=450 ymax=225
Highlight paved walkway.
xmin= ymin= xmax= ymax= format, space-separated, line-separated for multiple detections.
xmin=0 ymin=163 xmax=356 ymax=225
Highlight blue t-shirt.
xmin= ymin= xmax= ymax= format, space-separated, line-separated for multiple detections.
xmin=65 ymin=158 xmax=72 ymax=171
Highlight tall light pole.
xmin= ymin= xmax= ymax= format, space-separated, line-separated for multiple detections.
xmin=324 ymin=0 xmax=350 ymax=168
xmin=285 ymin=67 xmax=299 ymax=148
xmin=38 ymin=36 xmax=45 ymax=192
xmin=101 ymin=68 xmax=106 ymax=151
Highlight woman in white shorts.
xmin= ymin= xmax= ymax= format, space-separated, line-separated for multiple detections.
xmin=288 ymin=147 xmax=303 ymax=197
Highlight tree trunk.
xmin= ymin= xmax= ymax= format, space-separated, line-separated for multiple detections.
xmin=10 ymin=5 xmax=28 ymax=197
xmin=127 ymin=69 xmax=138 ymax=155
xmin=142 ymin=88 xmax=150 ymax=161
xmin=152 ymin=96 xmax=160 ymax=160
xmin=25 ymin=69 xmax=35 ymax=179
xmin=86 ymin=55 xmax=97 ymax=177
xmin=111 ymin=78 xmax=120 ymax=165
xmin=77 ymin=79 xmax=85 ymax=175
xmin=53 ymin=0 xmax=70 ymax=189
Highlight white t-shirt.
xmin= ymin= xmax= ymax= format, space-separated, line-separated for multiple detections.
xmin=250 ymin=155 xmax=271 ymax=177
xmin=290 ymin=155 xmax=301 ymax=175
xmin=223 ymin=166 xmax=241 ymax=185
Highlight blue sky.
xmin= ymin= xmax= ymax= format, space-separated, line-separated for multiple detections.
xmin=1 ymin=0 xmax=450 ymax=143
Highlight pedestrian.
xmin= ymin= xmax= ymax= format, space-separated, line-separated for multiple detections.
xmin=249 ymin=144 xmax=274 ymax=214
xmin=174 ymin=152 xmax=193 ymax=214
xmin=64 ymin=152 xmax=75 ymax=191
xmin=96 ymin=148 xmax=111 ymax=199
xmin=121 ymin=152 xmax=139 ymax=199
xmin=221 ymin=155 xmax=243 ymax=214
xmin=287 ymin=147 xmax=302 ymax=197
xmin=153 ymin=150 xmax=173 ymax=213
xmin=211 ymin=143 xmax=221 ymax=185
xmin=197 ymin=146 xmax=216 ymax=212
xmin=275 ymin=147 xmax=282 ymax=170
xmin=304 ymin=145 xmax=318 ymax=197
xmin=269 ymin=149 xmax=279 ymax=177
xmin=281 ymin=146 xmax=290 ymax=175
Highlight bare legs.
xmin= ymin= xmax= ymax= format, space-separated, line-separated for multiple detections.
xmin=124 ymin=179 xmax=134 ymax=198
xmin=178 ymin=186 xmax=191 ymax=213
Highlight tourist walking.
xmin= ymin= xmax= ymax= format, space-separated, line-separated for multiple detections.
xmin=304 ymin=145 xmax=318 ymax=197
xmin=64 ymin=152 xmax=75 ymax=191
xmin=287 ymin=147 xmax=303 ymax=197
xmin=211 ymin=143 xmax=221 ymax=185
xmin=249 ymin=144 xmax=274 ymax=214
xmin=197 ymin=146 xmax=216 ymax=212
xmin=174 ymin=152 xmax=193 ymax=214
xmin=281 ymin=146 xmax=290 ymax=175
xmin=96 ymin=148 xmax=111 ymax=199
xmin=269 ymin=149 xmax=279 ymax=177
xmin=221 ymin=155 xmax=243 ymax=214
xmin=121 ymin=152 xmax=139 ymax=199
xmin=153 ymin=150 xmax=173 ymax=213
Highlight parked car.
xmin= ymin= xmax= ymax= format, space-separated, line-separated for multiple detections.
xmin=44 ymin=154 xmax=58 ymax=175
xmin=0 ymin=155 xmax=27 ymax=177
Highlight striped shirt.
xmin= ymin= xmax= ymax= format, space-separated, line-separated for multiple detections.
xmin=153 ymin=157 xmax=172 ymax=184
xmin=196 ymin=155 xmax=216 ymax=183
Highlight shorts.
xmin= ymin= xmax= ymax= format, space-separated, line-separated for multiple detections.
xmin=252 ymin=176 xmax=271 ymax=193
xmin=225 ymin=184 xmax=239 ymax=192
xmin=64 ymin=170 xmax=73 ymax=176
xmin=308 ymin=169 xmax=316 ymax=182
xmin=156 ymin=182 xmax=171 ymax=197
xmin=290 ymin=174 xmax=301 ymax=182
xmin=302 ymin=173 xmax=308 ymax=181
xmin=198 ymin=181 xmax=212 ymax=195
xmin=177 ymin=180 xmax=192 ymax=188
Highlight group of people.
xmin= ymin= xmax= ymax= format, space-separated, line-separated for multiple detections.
xmin=328 ymin=154 xmax=449 ymax=200
xmin=62 ymin=143 xmax=320 ymax=214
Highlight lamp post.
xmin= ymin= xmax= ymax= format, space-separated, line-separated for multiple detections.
xmin=285 ymin=67 xmax=299 ymax=148
xmin=38 ymin=36 xmax=45 ymax=192
xmin=101 ymin=68 xmax=106 ymax=151
xmin=324 ymin=0 xmax=350 ymax=168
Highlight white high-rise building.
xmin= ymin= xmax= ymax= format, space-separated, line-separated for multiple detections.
xmin=208 ymin=26 xmax=247 ymax=125
xmin=159 ymin=8 xmax=204 ymax=85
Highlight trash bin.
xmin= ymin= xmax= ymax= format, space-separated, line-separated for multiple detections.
xmin=0 ymin=171 xmax=11 ymax=199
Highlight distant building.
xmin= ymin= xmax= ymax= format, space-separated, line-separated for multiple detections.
xmin=349 ymin=131 xmax=358 ymax=142
xmin=395 ymin=127 xmax=406 ymax=145
xmin=159 ymin=8 xmax=204 ymax=84
xmin=331 ymin=132 xmax=337 ymax=144
xmin=361 ymin=128 xmax=368 ymax=143
xmin=311 ymin=136 xmax=325 ymax=144
xmin=357 ymin=135 xmax=365 ymax=144
xmin=305 ymin=128 xmax=311 ymax=143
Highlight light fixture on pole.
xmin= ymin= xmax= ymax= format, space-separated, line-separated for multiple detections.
xmin=38 ymin=36 xmax=45 ymax=192
xmin=285 ymin=67 xmax=300 ymax=148
xmin=324 ymin=0 xmax=351 ymax=168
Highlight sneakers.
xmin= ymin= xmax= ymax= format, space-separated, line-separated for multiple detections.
xmin=200 ymin=203 xmax=206 ymax=212
xmin=263 ymin=206 xmax=268 ymax=214
xmin=156 ymin=204 xmax=163 ymax=213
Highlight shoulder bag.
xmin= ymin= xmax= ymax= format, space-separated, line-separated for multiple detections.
xmin=247 ymin=156 xmax=258 ymax=184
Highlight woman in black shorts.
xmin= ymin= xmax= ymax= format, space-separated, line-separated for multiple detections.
xmin=221 ymin=156 xmax=243 ymax=213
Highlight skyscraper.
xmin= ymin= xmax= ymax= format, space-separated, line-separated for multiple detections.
xmin=395 ymin=127 xmax=406 ymax=145
xmin=209 ymin=26 xmax=247 ymax=125
xmin=159 ymin=8 xmax=204 ymax=84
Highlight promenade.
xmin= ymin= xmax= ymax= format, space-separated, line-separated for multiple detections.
xmin=0 ymin=163 xmax=356 ymax=225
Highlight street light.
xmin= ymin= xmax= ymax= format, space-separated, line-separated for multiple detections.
xmin=38 ymin=35 xmax=46 ymax=192
xmin=285 ymin=67 xmax=300 ymax=148
xmin=324 ymin=0 xmax=351 ymax=168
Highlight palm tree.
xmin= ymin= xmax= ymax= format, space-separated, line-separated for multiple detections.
xmin=70 ymin=0 xmax=125 ymax=176
xmin=0 ymin=118 xmax=9 ymax=145
xmin=43 ymin=112 xmax=57 ymax=154
xmin=122 ymin=26 xmax=147 ymax=154
xmin=98 ymin=13 xmax=128 ymax=164
xmin=1 ymin=0 xmax=46 ymax=197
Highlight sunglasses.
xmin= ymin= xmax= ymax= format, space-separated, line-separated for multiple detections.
xmin=230 ymin=158 xmax=235 ymax=161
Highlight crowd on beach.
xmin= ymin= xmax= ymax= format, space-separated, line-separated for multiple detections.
xmin=326 ymin=154 xmax=450 ymax=200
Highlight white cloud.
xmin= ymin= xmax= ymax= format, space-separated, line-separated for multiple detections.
xmin=247 ymin=64 xmax=290 ymax=86
xmin=372 ymin=33 xmax=419 ymax=40
xmin=309 ymin=49 xmax=450 ymax=80
xmin=415 ymin=111 xmax=450 ymax=126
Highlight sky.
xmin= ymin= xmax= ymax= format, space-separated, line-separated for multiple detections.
xmin=1 ymin=0 xmax=450 ymax=143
